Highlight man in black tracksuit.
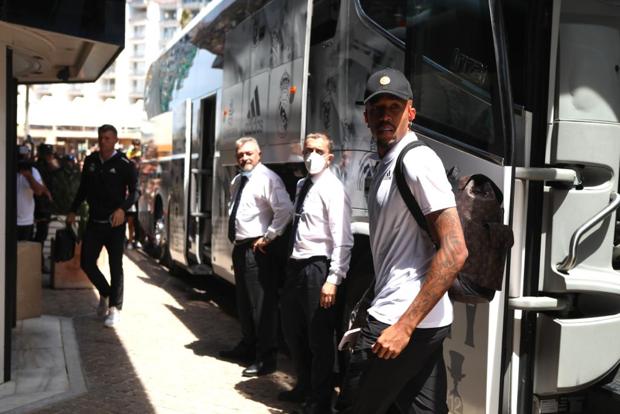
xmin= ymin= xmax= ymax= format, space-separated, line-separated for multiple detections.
xmin=67 ymin=124 xmax=139 ymax=328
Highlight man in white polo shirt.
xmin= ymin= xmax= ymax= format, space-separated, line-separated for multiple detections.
xmin=338 ymin=68 xmax=468 ymax=413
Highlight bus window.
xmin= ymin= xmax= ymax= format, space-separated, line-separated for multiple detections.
xmin=358 ymin=0 xmax=406 ymax=41
xmin=311 ymin=0 xmax=340 ymax=45
xmin=407 ymin=0 xmax=504 ymax=159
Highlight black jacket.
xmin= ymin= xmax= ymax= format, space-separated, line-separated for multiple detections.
xmin=70 ymin=151 xmax=139 ymax=222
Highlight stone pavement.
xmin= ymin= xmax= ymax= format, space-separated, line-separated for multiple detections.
xmin=33 ymin=249 xmax=298 ymax=414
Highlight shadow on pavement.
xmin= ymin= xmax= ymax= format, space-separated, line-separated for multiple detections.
xmin=40 ymin=283 xmax=157 ymax=413
xmin=126 ymin=249 xmax=298 ymax=413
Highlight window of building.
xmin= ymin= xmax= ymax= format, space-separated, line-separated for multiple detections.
xmin=101 ymin=78 xmax=116 ymax=92
xmin=133 ymin=43 xmax=145 ymax=57
xmin=358 ymin=0 xmax=406 ymax=42
xmin=162 ymin=9 xmax=177 ymax=21
xmin=406 ymin=0 xmax=503 ymax=158
xmin=162 ymin=26 xmax=176 ymax=41
xmin=133 ymin=25 xmax=145 ymax=38
xmin=132 ymin=61 xmax=145 ymax=75
xmin=132 ymin=79 xmax=145 ymax=94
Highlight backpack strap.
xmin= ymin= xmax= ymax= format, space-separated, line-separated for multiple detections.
xmin=394 ymin=140 xmax=436 ymax=246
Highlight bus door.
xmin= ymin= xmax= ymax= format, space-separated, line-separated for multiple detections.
xmin=168 ymin=99 xmax=192 ymax=267
xmin=188 ymin=94 xmax=218 ymax=267
xmin=406 ymin=1 xmax=518 ymax=412
xmin=514 ymin=1 xmax=620 ymax=412
xmin=408 ymin=1 xmax=620 ymax=413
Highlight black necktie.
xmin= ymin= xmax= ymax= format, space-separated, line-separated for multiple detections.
xmin=288 ymin=177 xmax=314 ymax=256
xmin=228 ymin=175 xmax=249 ymax=243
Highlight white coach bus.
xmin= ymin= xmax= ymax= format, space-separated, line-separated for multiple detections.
xmin=138 ymin=0 xmax=620 ymax=412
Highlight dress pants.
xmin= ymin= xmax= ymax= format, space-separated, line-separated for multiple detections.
xmin=80 ymin=222 xmax=126 ymax=309
xmin=338 ymin=316 xmax=450 ymax=414
xmin=281 ymin=256 xmax=335 ymax=408
xmin=232 ymin=241 xmax=278 ymax=362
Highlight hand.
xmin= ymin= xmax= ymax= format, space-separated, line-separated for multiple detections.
xmin=66 ymin=212 xmax=76 ymax=226
xmin=19 ymin=169 xmax=33 ymax=179
xmin=110 ymin=208 xmax=125 ymax=227
xmin=252 ymin=237 xmax=270 ymax=254
xmin=371 ymin=322 xmax=413 ymax=360
xmin=320 ymin=282 xmax=337 ymax=308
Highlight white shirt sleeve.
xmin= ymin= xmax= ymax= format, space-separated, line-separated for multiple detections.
xmin=32 ymin=167 xmax=43 ymax=185
xmin=264 ymin=174 xmax=294 ymax=240
xmin=325 ymin=183 xmax=353 ymax=285
xmin=403 ymin=147 xmax=455 ymax=215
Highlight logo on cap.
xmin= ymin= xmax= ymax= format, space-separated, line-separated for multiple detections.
xmin=379 ymin=76 xmax=391 ymax=86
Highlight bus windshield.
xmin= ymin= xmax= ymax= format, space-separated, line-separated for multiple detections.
xmin=407 ymin=0 xmax=504 ymax=159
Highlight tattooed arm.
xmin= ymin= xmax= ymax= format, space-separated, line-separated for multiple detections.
xmin=371 ymin=207 xmax=468 ymax=359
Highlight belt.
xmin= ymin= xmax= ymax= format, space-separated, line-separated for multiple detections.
xmin=90 ymin=219 xmax=111 ymax=225
xmin=234 ymin=237 xmax=260 ymax=246
xmin=288 ymin=255 xmax=328 ymax=265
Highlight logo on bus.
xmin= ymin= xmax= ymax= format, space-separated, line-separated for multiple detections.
xmin=245 ymin=86 xmax=264 ymax=135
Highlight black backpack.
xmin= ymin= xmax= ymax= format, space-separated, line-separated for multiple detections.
xmin=53 ymin=226 xmax=76 ymax=262
xmin=394 ymin=141 xmax=514 ymax=303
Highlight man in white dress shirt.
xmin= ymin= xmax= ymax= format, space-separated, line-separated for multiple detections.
xmin=219 ymin=137 xmax=294 ymax=377
xmin=281 ymin=133 xmax=353 ymax=414
xmin=338 ymin=68 xmax=468 ymax=413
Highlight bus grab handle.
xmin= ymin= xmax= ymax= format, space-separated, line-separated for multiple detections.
xmin=557 ymin=192 xmax=620 ymax=273
xmin=514 ymin=167 xmax=580 ymax=186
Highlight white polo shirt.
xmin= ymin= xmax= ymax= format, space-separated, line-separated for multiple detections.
xmin=291 ymin=168 xmax=353 ymax=285
xmin=17 ymin=167 xmax=43 ymax=226
xmin=367 ymin=132 xmax=456 ymax=328
xmin=229 ymin=162 xmax=293 ymax=241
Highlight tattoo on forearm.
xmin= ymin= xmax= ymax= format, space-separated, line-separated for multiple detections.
xmin=400 ymin=208 xmax=467 ymax=328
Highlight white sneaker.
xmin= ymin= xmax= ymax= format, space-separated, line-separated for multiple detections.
xmin=104 ymin=307 xmax=121 ymax=328
xmin=97 ymin=296 xmax=109 ymax=318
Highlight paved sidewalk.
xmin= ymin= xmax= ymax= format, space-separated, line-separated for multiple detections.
xmin=32 ymin=249 xmax=297 ymax=414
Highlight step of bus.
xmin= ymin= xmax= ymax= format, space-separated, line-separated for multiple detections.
xmin=584 ymin=368 xmax=620 ymax=412
xmin=187 ymin=263 xmax=212 ymax=276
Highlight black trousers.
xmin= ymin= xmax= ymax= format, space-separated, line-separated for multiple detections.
xmin=17 ymin=225 xmax=34 ymax=241
xmin=232 ymin=242 xmax=278 ymax=361
xmin=81 ymin=222 xmax=126 ymax=309
xmin=281 ymin=257 xmax=335 ymax=406
xmin=338 ymin=317 xmax=450 ymax=414
xmin=34 ymin=220 xmax=50 ymax=244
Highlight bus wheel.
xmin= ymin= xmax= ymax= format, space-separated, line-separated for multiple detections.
xmin=153 ymin=215 xmax=170 ymax=265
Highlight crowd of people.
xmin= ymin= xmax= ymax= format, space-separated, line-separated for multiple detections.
xmin=16 ymin=68 xmax=469 ymax=413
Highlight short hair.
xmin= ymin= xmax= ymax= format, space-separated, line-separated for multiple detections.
xmin=304 ymin=132 xmax=333 ymax=154
xmin=98 ymin=124 xmax=118 ymax=138
xmin=235 ymin=136 xmax=260 ymax=151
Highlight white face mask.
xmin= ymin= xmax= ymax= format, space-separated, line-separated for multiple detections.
xmin=304 ymin=152 xmax=327 ymax=175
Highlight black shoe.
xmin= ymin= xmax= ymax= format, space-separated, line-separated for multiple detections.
xmin=242 ymin=360 xmax=276 ymax=377
xmin=219 ymin=344 xmax=254 ymax=363
xmin=278 ymin=386 xmax=307 ymax=402
xmin=300 ymin=401 xmax=333 ymax=414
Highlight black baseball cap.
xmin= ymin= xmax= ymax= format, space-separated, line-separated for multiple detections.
xmin=363 ymin=68 xmax=413 ymax=104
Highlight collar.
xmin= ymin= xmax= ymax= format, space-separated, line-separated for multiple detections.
xmin=99 ymin=150 xmax=118 ymax=164
xmin=380 ymin=131 xmax=418 ymax=164
xmin=239 ymin=162 xmax=263 ymax=179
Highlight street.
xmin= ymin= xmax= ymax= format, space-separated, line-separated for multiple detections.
xmin=37 ymin=249 xmax=297 ymax=414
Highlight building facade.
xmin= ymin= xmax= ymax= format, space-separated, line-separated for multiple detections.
xmin=17 ymin=0 xmax=211 ymax=157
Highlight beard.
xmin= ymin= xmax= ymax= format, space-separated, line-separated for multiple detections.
xmin=240 ymin=162 xmax=256 ymax=172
